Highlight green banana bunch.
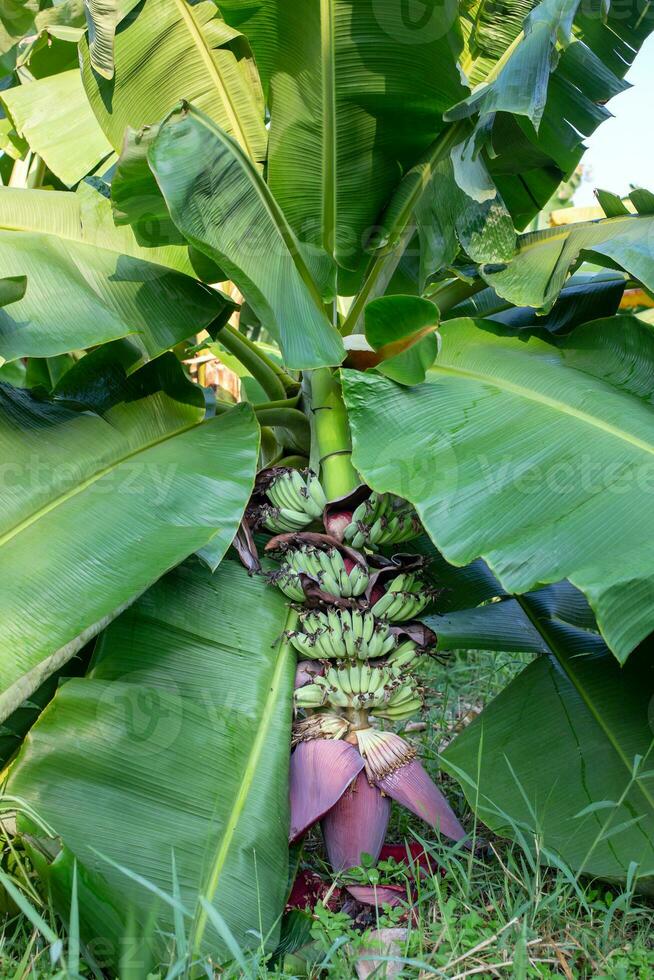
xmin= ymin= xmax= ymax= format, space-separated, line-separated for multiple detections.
xmin=343 ymin=492 xmax=421 ymax=550
xmin=371 ymin=572 xmax=432 ymax=622
xmin=370 ymin=677 xmax=424 ymax=721
xmin=274 ymin=546 xmax=369 ymax=601
xmin=263 ymin=469 xmax=327 ymax=532
xmin=289 ymin=609 xmax=397 ymax=660
xmin=294 ymin=663 xmax=404 ymax=712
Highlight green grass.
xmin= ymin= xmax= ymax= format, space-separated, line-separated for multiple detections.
xmin=1 ymin=651 xmax=653 ymax=978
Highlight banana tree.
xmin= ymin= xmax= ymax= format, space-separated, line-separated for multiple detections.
xmin=1 ymin=0 xmax=654 ymax=969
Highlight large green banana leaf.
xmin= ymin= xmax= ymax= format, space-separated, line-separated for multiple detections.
xmin=0 ymin=183 xmax=229 ymax=363
xmin=81 ymin=0 xmax=267 ymax=162
xmin=148 ymin=104 xmax=344 ymax=371
xmin=0 ymin=361 xmax=259 ymax=723
xmin=1 ymin=68 xmax=112 ymax=185
xmin=481 ymin=210 xmax=654 ymax=311
xmin=441 ymin=583 xmax=654 ymax=890
xmin=342 ymin=315 xmax=654 ymax=663
xmin=390 ymin=534 xmax=653 ymax=884
xmin=7 ymin=558 xmax=296 ymax=965
xmin=427 ymin=600 xmax=549 ymax=655
xmin=220 ymin=0 xmax=466 ymax=268
xmin=370 ymin=135 xmax=516 ymax=300
xmin=450 ymin=0 xmax=591 ymax=130
xmin=457 ymin=0 xmax=653 ymax=227
xmin=2 ymin=180 xmax=194 ymax=275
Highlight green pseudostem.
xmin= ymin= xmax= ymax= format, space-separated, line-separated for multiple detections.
xmin=310 ymin=367 xmax=360 ymax=501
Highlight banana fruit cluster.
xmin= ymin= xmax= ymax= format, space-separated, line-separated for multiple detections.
xmin=294 ymin=663 xmax=422 ymax=719
xmin=274 ymin=545 xmax=369 ymax=602
xmin=289 ymin=609 xmax=420 ymax=665
xmin=257 ymin=468 xmax=432 ymax=727
xmin=343 ymin=492 xmax=421 ymax=550
xmin=289 ymin=609 xmax=394 ymax=659
xmin=263 ymin=469 xmax=327 ymax=533
xmin=371 ymin=572 xmax=432 ymax=622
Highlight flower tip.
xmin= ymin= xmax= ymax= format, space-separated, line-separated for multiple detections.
xmin=321 ymin=772 xmax=390 ymax=871
xmin=376 ymin=758 xmax=467 ymax=844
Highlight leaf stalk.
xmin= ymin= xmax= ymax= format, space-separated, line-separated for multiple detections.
xmin=218 ymin=324 xmax=295 ymax=400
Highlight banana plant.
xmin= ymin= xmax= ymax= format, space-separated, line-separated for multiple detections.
xmin=0 ymin=0 xmax=654 ymax=968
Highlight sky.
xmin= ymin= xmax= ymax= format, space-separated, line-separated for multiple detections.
xmin=574 ymin=34 xmax=654 ymax=205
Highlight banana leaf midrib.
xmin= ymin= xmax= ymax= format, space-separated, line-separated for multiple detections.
xmin=191 ymin=606 xmax=297 ymax=953
xmin=172 ymin=0 xmax=258 ymax=162
xmin=515 ymin=594 xmax=654 ymax=817
xmin=427 ymin=362 xmax=654 ymax=458
xmin=0 ymin=414 xmax=201 ymax=552
xmin=319 ymin=0 xmax=336 ymax=256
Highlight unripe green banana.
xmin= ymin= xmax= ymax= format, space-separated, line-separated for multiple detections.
xmin=348 ymin=563 xmax=369 ymax=597
xmin=369 ymin=518 xmax=384 ymax=545
xmin=266 ymin=478 xmax=294 ymax=511
xmin=274 ymin=546 xmax=368 ymax=602
xmin=380 ymin=634 xmax=398 ymax=656
xmin=343 ymin=491 xmax=421 ymax=550
xmin=293 ymin=609 xmax=396 ymax=661
xmin=317 ymin=627 xmax=337 ymax=659
xmin=371 ymin=573 xmax=432 ymax=622
xmin=305 ymin=471 xmax=328 ymax=517
xmin=294 ymin=683 xmax=327 ymax=708
xmin=369 ymin=590 xmax=395 ymax=618
xmin=351 ymin=610 xmax=364 ymax=649
xmin=385 ymin=639 xmax=419 ymax=668
xmin=275 ymin=571 xmax=306 ymax=602
xmin=362 ymin=611 xmax=375 ymax=645
xmin=343 ymin=616 xmax=356 ymax=658
xmin=263 ymin=504 xmax=313 ymax=534
xmin=265 ymin=469 xmax=328 ymax=524
xmin=385 ymin=681 xmax=422 ymax=708
xmin=288 ymin=630 xmax=321 ymax=659
xmin=372 ymin=697 xmax=424 ymax=721
xmin=280 ymin=506 xmax=312 ymax=527
xmin=326 ymin=685 xmax=351 ymax=708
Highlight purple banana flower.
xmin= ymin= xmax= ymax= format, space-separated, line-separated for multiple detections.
xmin=322 ymin=771 xmax=391 ymax=870
xmin=289 ymin=726 xmax=467 ymax=875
